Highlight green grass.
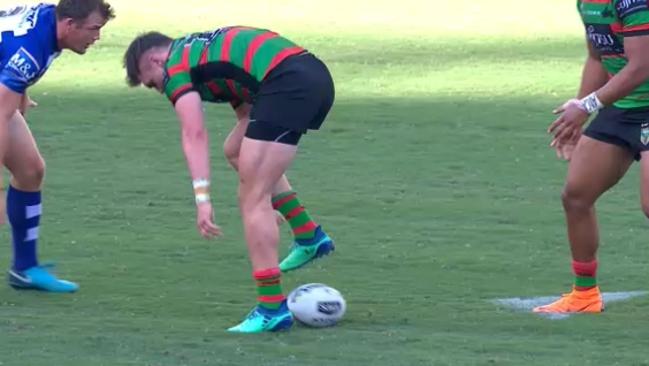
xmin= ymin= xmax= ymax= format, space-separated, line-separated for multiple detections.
xmin=1 ymin=1 xmax=649 ymax=365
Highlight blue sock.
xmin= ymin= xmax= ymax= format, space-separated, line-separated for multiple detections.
xmin=7 ymin=186 xmax=41 ymax=271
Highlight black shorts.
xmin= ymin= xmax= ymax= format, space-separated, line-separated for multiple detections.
xmin=584 ymin=106 xmax=649 ymax=160
xmin=246 ymin=53 xmax=335 ymax=144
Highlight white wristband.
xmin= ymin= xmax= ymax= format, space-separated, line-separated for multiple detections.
xmin=192 ymin=179 xmax=210 ymax=189
xmin=195 ymin=193 xmax=211 ymax=204
xmin=579 ymin=92 xmax=604 ymax=114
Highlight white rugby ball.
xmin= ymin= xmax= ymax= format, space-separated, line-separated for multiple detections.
xmin=287 ymin=283 xmax=346 ymax=327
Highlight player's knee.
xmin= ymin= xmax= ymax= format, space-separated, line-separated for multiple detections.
xmin=238 ymin=177 xmax=259 ymax=203
xmin=14 ymin=158 xmax=46 ymax=188
xmin=561 ymin=186 xmax=593 ymax=212
xmin=29 ymin=158 xmax=46 ymax=184
xmin=238 ymin=177 xmax=269 ymax=209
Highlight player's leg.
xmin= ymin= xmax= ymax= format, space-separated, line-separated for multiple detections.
xmin=640 ymin=153 xmax=649 ymax=218
xmin=273 ymin=182 xmax=334 ymax=271
xmin=270 ymin=54 xmax=336 ymax=272
xmin=227 ymin=131 xmax=300 ymax=333
xmin=638 ymin=124 xmax=649 ymax=217
xmin=3 ymin=112 xmax=78 ymax=293
xmin=0 ymin=168 xmax=5 ymax=226
xmin=223 ymin=113 xmax=332 ymax=264
xmin=534 ymin=134 xmax=633 ymax=313
xmin=224 ymin=117 xmax=289 ymax=224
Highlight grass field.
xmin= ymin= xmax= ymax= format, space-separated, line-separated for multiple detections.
xmin=2 ymin=0 xmax=649 ymax=365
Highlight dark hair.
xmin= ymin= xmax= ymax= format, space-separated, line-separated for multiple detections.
xmin=56 ymin=0 xmax=115 ymax=21
xmin=123 ymin=32 xmax=173 ymax=87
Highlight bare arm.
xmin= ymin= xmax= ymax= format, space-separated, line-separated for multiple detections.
xmin=174 ymin=92 xmax=222 ymax=238
xmin=550 ymin=35 xmax=649 ymax=140
xmin=18 ymin=93 xmax=37 ymax=117
xmin=0 ymin=84 xmax=22 ymax=225
xmin=577 ymin=41 xmax=609 ymax=98
xmin=594 ymin=34 xmax=649 ymax=105
xmin=233 ymin=102 xmax=252 ymax=123
xmin=174 ymin=92 xmax=211 ymax=193
xmin=0 ymin=83 xmax=21 ymax=160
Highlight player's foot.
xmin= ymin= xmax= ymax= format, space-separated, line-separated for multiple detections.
xmin=533 ymin=286 xmax=603 ymax=313
xmin=279 ymin=226 xmax=334 ymax=272
xmin=8 ymin=264 xmax=79 ymax=293
xmin=227 ymin=301 xmax=294 ymax=333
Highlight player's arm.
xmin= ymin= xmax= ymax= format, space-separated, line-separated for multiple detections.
xmin=593 ymin=34 xmax=649 ymax=105
xmin=550 ymin=34 xmax=649 ymax=143
xmin=0 ymin=84 xmax=22 ymax=225
xmin=174 ymin=91 xmax=212 ymax=203
xmin=233 ymin=101 xmax=252 ymax=123
xmin=0 ymin=83 xmax=21 ymax=156
xmin=576 ymin=40 xmax=609 ymax=98
xmin=19 ymin=93 xmax=37 ymax=117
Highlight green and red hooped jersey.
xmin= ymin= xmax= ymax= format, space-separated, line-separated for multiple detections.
xmin=577 ymin=0 xmax=649 ymax=108
xmin=163 ymin=26 xmax=306 ymax=107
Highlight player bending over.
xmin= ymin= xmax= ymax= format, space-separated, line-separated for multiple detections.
xmin=123 ymin=26 xmax=335 ymax=332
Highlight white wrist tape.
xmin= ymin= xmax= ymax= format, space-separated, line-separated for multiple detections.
xmin=579 ymin=92 xmax=604 ymax=114
xmin=193 ymin=179 xmax=210 ymax=204
xmin=192 ymin=179 xmax=210 ymax=189
xmin=195 ymin=193 xmax=211 ymax=204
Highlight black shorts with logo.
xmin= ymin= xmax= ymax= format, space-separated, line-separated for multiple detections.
xmin=245 ymin=52 xmax=335 ymax=145
xmin=584 ymin=106 xmax=649 ymax=160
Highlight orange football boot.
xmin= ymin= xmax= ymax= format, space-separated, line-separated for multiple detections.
xmin=533 ymin=286 xmax=603 ymax=313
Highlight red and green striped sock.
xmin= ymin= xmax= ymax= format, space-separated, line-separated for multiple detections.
xmin=254 ymin=268 xmax=285 ymax=310
xmin=573 ymin=259 xmax=597 ymax=291
xmin=272 ymin=191 xmax=318 ymax=240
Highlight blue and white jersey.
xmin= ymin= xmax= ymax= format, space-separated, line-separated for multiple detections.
xmin=0 ymin=3 xmax=60 ymax=94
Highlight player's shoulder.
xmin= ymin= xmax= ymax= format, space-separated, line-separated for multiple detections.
xmin=0 ymin=4 xmax=59 ymax=93
xmin=0 ymin=3 xmax=57 ymax=51
xmin=1 ymin=4 xmax=58 ymax=63
xmin=1 ymin=3 xmax=56 ymax=37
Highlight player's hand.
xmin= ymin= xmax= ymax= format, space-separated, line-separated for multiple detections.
xmin=551 ymin=130 xmax=581 ymax=161
xmin=18 ymin=96 xmax=37 ymax=116
xmin=548 ymin=99 xmax=589 ymax=145
xmin=196 ymin=202 xmax=222 ymax=239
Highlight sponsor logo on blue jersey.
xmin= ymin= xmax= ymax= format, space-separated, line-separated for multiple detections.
xmin=0 ymin=4 xmax=57 ymax=93
xmin=6 ymin=47 xmax=40 ymax=82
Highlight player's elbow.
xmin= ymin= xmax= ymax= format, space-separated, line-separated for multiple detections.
xmin=626 ymin=60 xmax=649 ymax=81
xmin=181 ymin=127 xmax=208 ymax=144
xmin=181 ymin=127 xmax=208 ymax=156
